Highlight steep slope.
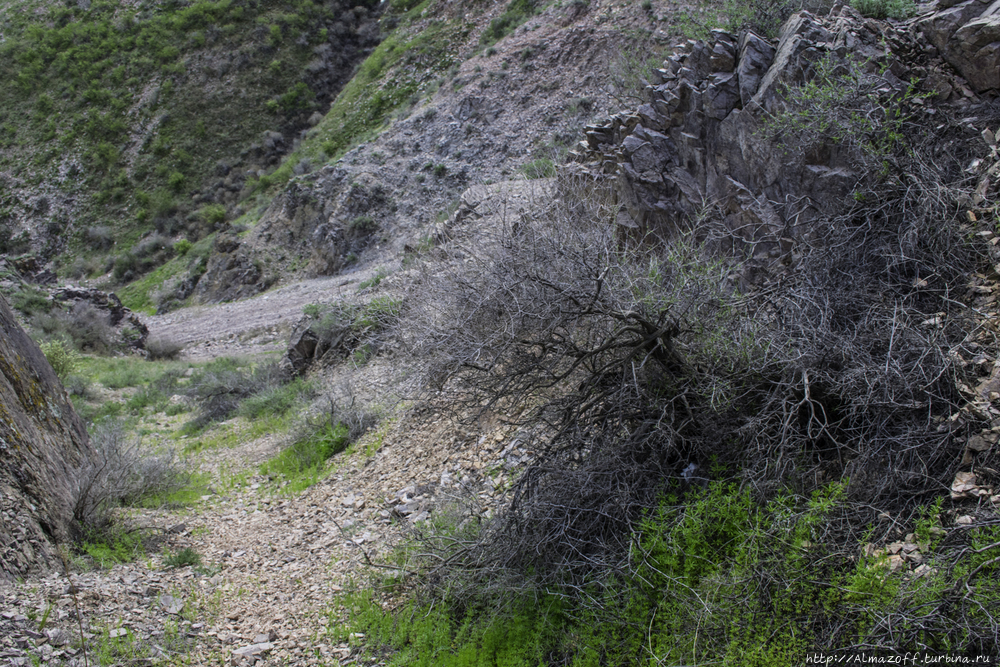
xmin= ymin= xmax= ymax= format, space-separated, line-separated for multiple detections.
xmin=0 ymin=0 xmax=382 ymax=279
xmin=0 ymin=293 xmax=92 ymax=579
xmin=150 ymin=0 xmax=676 ymax=306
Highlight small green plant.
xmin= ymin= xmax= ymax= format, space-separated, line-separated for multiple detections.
xmin=851 ymin=0 xmax=916 ymax=18
xmin=82 ymin=529 xmax=145 ymax=568
xmin=167 ymin=171 xmax=186 ymax=192
xmin=303 ymin=303 xmax=321 ymax=318
xmin=520 ymin=157 xmax=556 ymax=179
xmin=173 ymin=239 xmax=193 ymax=256
xmin=164 ymin=547 xmax=202 ymax=569
xmin=197 ymin=204 xmax=227 ymax=227
xmin=358 ymin=268 xmax=390 ymax=291
xmin=349 ymin=215 xmax=377 ymax=233
xmin=40 ymin=340 xmax=80 ymax=381
xmin=432 ymin=163 xmax=447 ymax=178
xmin=261 ymin=420 xmax=350 ymax=492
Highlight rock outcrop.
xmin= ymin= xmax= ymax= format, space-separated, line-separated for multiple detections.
xmin=918 ymin=0 xmax=1000 ymax=94
xmin=568 ymin=3 xmax=998 ymax=260
xmin=51 ymin=286 xmax=149 ymax=351
xmin=0 ymin=294 xmax=92 ymax=579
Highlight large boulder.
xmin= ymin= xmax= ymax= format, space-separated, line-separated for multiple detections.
xmin=918 ymin=0 xmax=1000 ymax=94
xmin=0 ymin=294 xmax=93 ymax=579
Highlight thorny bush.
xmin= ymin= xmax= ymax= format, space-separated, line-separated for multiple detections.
xmin=73 ymin=419 xmax=185 ymax=536
xmin=401 ymin=57 xmax=998 ymax=620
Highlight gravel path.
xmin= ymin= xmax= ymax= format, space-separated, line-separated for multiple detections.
xmin=142 ymin=265 xmax=384 ymax=361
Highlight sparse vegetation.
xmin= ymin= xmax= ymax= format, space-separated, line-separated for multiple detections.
xmin=164 ymin=547 xmax=202 ymax=569
xmin=480 ymin=0 xmax=541 ymax=47
xmin=74 ymin=419 xmax=186 ymax=536
xmin=851 ymin=0 xmax=916 ymax=19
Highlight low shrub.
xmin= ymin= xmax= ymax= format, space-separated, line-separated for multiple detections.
xmin=145 ymin=334 xmax=183 ymax=360
xmin=73 ymin=419 xmax=186 ymax=535
xmin=519 ymin=158 xmax=555 ymax=179
xmin=11 ymin=285 xmax=51 ymax=316
xmin=183 ymin=359 xmax=290 ymax=430
xmin=62 ymin=301 xmax=117 ymax=353
xmin=164 ymin=547 xmax=202 ymax=569
xmin=84 ymin=225 xmax=114 ymax=251
xmin=40 ymin=340 xmax=80 ymax=380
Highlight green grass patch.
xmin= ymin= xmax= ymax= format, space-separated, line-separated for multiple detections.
xmin=116 ymin=233 xmax=213 ymax=313
xmin=138 ymin=472 xmax=212 ymax=509
xmin=236 ymin=376 xmax=314 ymax=420
xmin=519 ymin=157 xmax=555 ymax=179
xmin=81 ymin=528 xmax=146 ymax=568
xmin=339 ymin=481 xmax=1000 ymax=664
xmin=79 ymin=355 xmax=189 ymax=389
xmin=182 ymin=412 xmax=293 ymax=453
xmin=260 ymin=421 xmax=350 ymax=493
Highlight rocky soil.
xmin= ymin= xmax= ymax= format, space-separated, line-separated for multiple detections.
xmin=0 ymin=179 xmax=549 ymax=667
xmin=4 ymin=0 xmax=1000 ymax=663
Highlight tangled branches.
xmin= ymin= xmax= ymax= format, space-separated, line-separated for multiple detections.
xmin=400 ymin=62 xmax=998 ymax=610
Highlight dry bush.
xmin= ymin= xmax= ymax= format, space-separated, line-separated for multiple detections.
xmin=60 ymin=301 xmax=116 ymax=353
xmin=184 ymin=359 xmax=287 ymax=429
xmin=145 ymin=334 xmax=183 ymax=360
xmin=400 ymin=96 xmax=994 ymax=602
xmin=73 ymin=420 xmax=185 ymax=535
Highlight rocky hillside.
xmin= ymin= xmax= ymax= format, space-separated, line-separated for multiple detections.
xmin=0 ymin=0 xmax=382 ymax=280
xmin=2 ymin=0 xmax=1000 ymax=663
xmin=0 ymin=293 xmax=91 ymax=580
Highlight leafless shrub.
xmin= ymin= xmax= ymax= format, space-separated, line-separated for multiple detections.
xmin=401 ymin=97 xmax=991 ymax=602
xmin=73 ymin=420 xmax=185 ymax=534
xmin=145 ymin=334 xmax=184 ymax=360
xmin=83 ymin=225 xmax=114 ymax=251
xmin=184 ymin=360 xmax=287 ymax=429
xmin=60 ymin=301 xmax=116 ymax=353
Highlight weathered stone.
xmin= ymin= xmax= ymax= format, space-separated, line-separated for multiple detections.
xmin=737 ymin=31 xmax=776 ymax=108
xmin=231 ymin=642 xmax=273 ymax=665
xmin=919 ymin=0 xmax=1000 ymax=93
xmin=0 ymin=294 xmax=93 ymax=580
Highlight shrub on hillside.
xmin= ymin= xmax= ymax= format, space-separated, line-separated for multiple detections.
xmin=183 ymin=359 xmax=296 ymax=430
xmin=145 ymin=334 xmax=183 ymax=360
xmin=73 ymin=419 xmax=185 ymax=535
xmin=40 ymin=340 xmax=80 ymax=381
xmin=401 ymin=63 xmax=991 ymax=610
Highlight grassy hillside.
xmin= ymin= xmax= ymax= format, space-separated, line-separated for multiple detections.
xmin=0 ymin=0 xmax=381 ymax=274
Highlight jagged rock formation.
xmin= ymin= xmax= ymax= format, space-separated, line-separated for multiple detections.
xmin=193 ymin=169 xmax=387 ymax=303
xmin=919 ymin=0 xmax=1000 ymax=93
xmin=568 ymin=3 xmax=998 ymax=256
xmin=0 ymin=294 xmax=92 ymax=579
xmin=52 ymin=287 xmax=149 ymax=351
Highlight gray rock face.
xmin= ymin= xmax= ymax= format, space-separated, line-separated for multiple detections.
xmin=568 ymin=4 xmax=995 ymax=260
xmin=919 ymin=0 xmax=1000 ymax=93
xmin=193 ymin=169 xmax=386 ymax=304
xmin=0 ymin=294 xmax=92 ymax=579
